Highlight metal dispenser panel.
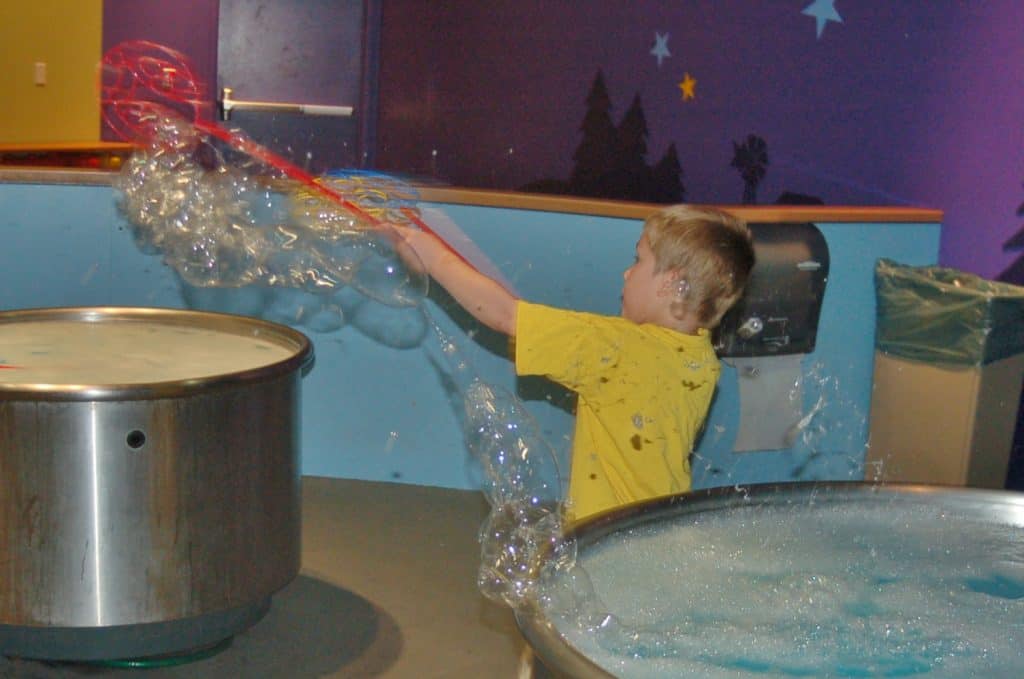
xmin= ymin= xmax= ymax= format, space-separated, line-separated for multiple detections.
xmin=715 ymin=222 xmax=830 ymax=357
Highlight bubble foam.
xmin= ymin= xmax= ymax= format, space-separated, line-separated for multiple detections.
xmin=114 ymin=115 xmax=428 ymax=327
xmin=532 ymin=495 xmax=1024 ymax=678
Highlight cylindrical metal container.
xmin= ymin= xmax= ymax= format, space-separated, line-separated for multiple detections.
xmin=517 ymin=482 xmax=1024 ymax=678
xmin=0 ymin=307 xmax=313 ymax=661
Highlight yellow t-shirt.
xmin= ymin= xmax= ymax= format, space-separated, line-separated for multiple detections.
xmin=514 ymin=301 xmax=719 ymax=522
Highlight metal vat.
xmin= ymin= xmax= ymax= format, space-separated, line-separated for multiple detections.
xmin=0 ymin=307 xmax=313 ymax=661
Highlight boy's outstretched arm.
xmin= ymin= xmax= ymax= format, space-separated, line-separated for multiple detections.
xmin=391 ymin=225 xmax=519 ymax=336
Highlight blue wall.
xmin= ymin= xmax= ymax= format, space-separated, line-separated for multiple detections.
xmin=0 ymin=181 xmax=940 ymax=491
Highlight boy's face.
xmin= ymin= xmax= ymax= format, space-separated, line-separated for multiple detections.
xmin=621 ymin=234 xmax=677 ymax=324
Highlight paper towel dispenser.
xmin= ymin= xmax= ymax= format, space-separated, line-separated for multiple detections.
xmin=715 ymin=222 xmax=829 ymax=357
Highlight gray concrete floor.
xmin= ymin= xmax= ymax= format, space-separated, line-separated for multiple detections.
xmin=1 ymin=477 xmax=530 ymax=678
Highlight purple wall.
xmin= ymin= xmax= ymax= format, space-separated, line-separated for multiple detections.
xmin=376 ymin=1 xmax=1024 ymax=280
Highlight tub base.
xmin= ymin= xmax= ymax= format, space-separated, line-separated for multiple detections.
xmin=0 ymin=597 xmax=270 ymax=662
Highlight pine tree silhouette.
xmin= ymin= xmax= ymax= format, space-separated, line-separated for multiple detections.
xmin=616 ymin=95 xmax=648 ymax=174
xmin=606 ymin=93 xmax=652 ymax=200
xmin=730 ymin=134 xmax=769 ymax=204
xmin=651 ymin=143 xmax=685 ymax=203
xmin=530 ymin=71 xmax=685 ymax=202
xmin=569 ymin=71 xmax=618 ymax=197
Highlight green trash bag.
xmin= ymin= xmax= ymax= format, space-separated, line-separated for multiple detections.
xmin=874 ymin=258 xmax=1024 ymax=366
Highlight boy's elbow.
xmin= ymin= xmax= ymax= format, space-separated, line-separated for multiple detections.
xmin=485 ymin=298 xmax=517 ymax=336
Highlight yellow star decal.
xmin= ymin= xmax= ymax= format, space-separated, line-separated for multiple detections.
xmin=678 ymin=72 xmax=697 ymax=101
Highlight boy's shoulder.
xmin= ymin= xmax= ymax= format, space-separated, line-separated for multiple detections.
xmin=519 ymin=300 xmax=710 ymax=349
xmin=517 ymin=300 xmax=625 ymax=329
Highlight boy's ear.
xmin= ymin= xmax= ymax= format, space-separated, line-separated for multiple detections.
xmin=658 ymin=269 xmax=690 ymax=299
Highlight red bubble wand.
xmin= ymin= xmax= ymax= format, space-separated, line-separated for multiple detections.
xmin=101 ymin=41 xmax=386 ymax=223
xmin=99 ymin=40 xmax=491 ymax=280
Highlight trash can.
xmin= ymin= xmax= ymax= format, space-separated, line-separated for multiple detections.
xmin=865 ymin=258 xmax=1024 ymax=488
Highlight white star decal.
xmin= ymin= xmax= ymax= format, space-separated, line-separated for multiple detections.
xmin=802 ymin=0 xmax=843 ymax=39
xmin=650 ymin=32 xmax=671 ymax=67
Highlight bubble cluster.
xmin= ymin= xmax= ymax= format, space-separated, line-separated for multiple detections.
xmin=103 ymin=37 xmax=581 ymax=639
xmin=692 ymin=361 xmax=869 ymax=488
xmin=114 ymin=114 xmax=428 ymax=333
xmin=462 ymin=379 xmax=575 ymax=608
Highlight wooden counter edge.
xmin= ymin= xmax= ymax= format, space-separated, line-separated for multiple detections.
xmin=0 ymin=169 xmax=943 ymax=223
xmin=416 ymin=186 xmax=943 ymax=223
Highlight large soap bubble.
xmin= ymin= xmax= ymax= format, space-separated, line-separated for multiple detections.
xmin=114 ymin=115 xmax=430 ymax=327
xmin=462 ymin=379 xmax=575 ymax=608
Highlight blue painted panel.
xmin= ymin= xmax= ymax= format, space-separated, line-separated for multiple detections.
xmin=0 ymin=182 xmax=941 ymax=493
xmin=0 ymin=184 xmax=188 ymax=310
xmin=426 ymin=206 xmax=944 ymax=490
xmin=0 ymin=184 xmax=114 ymax=309
xmin=695 ymin=222 xmax=941 ymax=488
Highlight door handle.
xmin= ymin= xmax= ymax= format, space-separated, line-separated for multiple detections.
xmin=220 ymin=87 xmax=353 ymax=121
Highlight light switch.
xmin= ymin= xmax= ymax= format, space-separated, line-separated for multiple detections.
xmin=34 ymin=62 xmax=46 ymax=86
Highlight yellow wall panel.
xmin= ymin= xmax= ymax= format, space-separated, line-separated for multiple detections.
xmin=0 ymin=1 xmax=103 ymax=143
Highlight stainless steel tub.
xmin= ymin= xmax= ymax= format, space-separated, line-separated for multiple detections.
xmin=517 ymin=482 xmax=1024 ymax=678
xmin=0 ymin=307 xmax=313 ymax=660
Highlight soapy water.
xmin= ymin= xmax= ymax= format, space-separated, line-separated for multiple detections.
xmin=110 ymin=86 xmax=1022 ymax=677
xmin=534 ymin=497 xmax=1024 ymax=678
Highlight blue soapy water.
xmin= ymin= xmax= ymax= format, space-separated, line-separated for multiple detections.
xmin=963 ymin=573 xmax=1024 ymax=600
xmin=538 ymin=500 xmax=1024 ymax=677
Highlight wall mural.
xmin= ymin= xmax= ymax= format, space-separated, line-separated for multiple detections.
xmin=519 ymin=71 xmax=809 ymax=208
xmin=376 ymin=1 xmax=1023 ymax=283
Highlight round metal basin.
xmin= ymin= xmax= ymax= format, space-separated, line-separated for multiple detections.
xmin=0 ymin=307 xmax=313 ymax=661
xmin=517 ymin=482 xmax=1024 ymax=678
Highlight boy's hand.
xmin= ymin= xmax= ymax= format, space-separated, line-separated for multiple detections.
xmin=387 ymin=224 xmax=438 ymax=275
xmin=387 ymin=222 xmax=518 ymax=334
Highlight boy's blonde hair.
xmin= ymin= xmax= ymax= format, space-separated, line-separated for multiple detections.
xmin=643 ymin=205 xmax=755 ymax=328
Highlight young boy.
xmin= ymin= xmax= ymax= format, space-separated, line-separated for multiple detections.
xmin=394 ymin=205 xmax=754 ymax=523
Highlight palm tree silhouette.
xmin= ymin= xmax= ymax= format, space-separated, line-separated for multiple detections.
xmin=996 ymin=186 xmax=1024 ymax=284
xmin=730 ymin=134 xmax=769 ymax=204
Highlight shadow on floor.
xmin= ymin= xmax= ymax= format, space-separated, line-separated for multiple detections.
xmin=2 ymin=575 xmax=402 ymax=678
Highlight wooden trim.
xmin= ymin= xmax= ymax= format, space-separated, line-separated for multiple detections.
xmin=0 ymin=142 xmax=135 ymax=153
xmin=0 ymin=170 xmax=944 ymax=224
xmin=416 ymin=186 xmax=943 ymax=223
xmin=0 ymin=168 xmax=115 ymax=186
xmin=0 ymin=143 xmax=136 ymax=172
